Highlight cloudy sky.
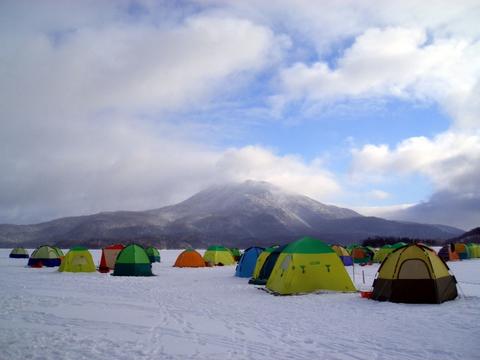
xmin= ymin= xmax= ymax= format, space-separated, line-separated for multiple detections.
xmin=1 ymin=0 xmax=479 ymax=230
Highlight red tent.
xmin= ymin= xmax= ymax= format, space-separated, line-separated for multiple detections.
xmin=99 ymin=244 xmax=124 ymax=273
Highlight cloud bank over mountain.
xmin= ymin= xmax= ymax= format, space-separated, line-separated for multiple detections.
xmin=1 ymin=1 xmax=479 ymax=229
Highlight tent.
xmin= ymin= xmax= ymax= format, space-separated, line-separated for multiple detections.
xmin=9 ymin=247 xmax=29 ymax=258
xmin=372 ymin=244 xmax=458 ymax=304
xmin=331 ymin=245 xmax=353 ymax=266
xmin=438 ymin=244 xmax=460 ymax=262
xmin=350 ymin=246 xmax=373 ymax=264
xmin=467 ymin=243 xmax=480 ymax=258
xmin=249 ymin=245 xmax=287 ymax=285
xmin=99 ymin=244 xmax=124 ymax=273
xmin=52 ymin=246 xmax=65 ymax=257
xmin=373 ymin=245 xmax=394 ymax=263
xmin=203 ymin=246 xmax=235 ymax=266
xmin=235 ymin=246 xmax=264 ymax=278
xmin=146 ymin=246 xmax=161 ymax=263
xmin=112 ymin=244 xmax=153 ymax=276
xmin=229 ymin=248 xmax=242 ymax=261
xmin=454 ymin=243 xmax=470 ymax=260
xmin=28 ymin=245 xmax=62 ymax=267
xmin=59 ymin=246 xmax=96 ymax=273
xmin=250 ymin=246 xmax=278 ymax=281
xmin=346 ymin=244 xmax=356 ymax=254
xmin=174 ymin=248 xmax=206 ymax=267
xmin=266 ymin=237 xmax=356 ymax=295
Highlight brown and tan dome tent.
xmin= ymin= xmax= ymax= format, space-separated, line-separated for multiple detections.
xmin=372 ymin=244 xmax=457 ymax=304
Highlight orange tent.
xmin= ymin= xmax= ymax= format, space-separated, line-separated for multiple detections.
xmin=174 ymin=249 xmax=206 ymax=268
xmin=99 ymin=244 xmax=125 ymax=273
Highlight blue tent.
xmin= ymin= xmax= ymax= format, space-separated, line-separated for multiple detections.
xmin=235 ymin=247 xmax=264 ymax=278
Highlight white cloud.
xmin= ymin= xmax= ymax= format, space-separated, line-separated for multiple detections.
xmin=278 ymin=27 xmax=480 ymax=127
xmin=368 ymin=190 xmax=390 ymax=200
xmin=352 ymin=203 xmax=415 ymax=217
xmin=1 ymin=14 xmax=282 ymax=120
xmin=216 ymin=146 xmax=341 ymax=200
xmin=0 ymin=4 xmax=295 ymax=224
xmin=351 ymin=131 xmax=480 ymax=193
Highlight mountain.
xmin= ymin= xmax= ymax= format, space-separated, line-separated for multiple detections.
xmin=0 ymin=180 xmax=463 ymax=248
xmin=451 ymin=227 xmax=480 ymax=243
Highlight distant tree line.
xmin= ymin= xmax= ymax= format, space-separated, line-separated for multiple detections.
xmin=361 ymin=236 xmax=444 ymax=248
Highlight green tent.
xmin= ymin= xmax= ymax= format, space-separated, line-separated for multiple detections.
xmin=146 ymin=246 xmax=161 ymax=263
xmin=346 ymin=244 xmax=356 ymax=255
xmin=373 ymin=245 xmax=394 ymax=263
xmin=52 ymin=246 xmax=65 ymax=257
xmin=28 ymin=245 xmax=61 ymax=267
xmin=112 ymin=244 xmax=153 ymax=276
xmin=9 ymin=247 xmax=29 ymax=258
xmin=229 ymin=248 xmax=242 ymax=261
xmin=466 ymin=243 xmax=480 ymax=258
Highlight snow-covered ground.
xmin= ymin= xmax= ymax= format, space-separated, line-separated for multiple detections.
xmin=1 ymin=249 xmax=479 ymax=360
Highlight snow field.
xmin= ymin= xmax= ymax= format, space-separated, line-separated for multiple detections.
xmin=0 ymin=249 xmax=479 ymax=360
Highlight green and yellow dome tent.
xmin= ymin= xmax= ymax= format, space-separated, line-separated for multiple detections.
xmin=346 ymin=244 xmax=357 ymax=255
xmin=112 ymin=244 xmax=154 ymax=276
xmin=59 ymin=246 xmax=96 ymax=273
xmin=51 ymin=246 xmax=65 ymax=257
xmin=228 ymin=248 xmax=242 ymax=261
xmin=9 ymin=247 xmax=29 ymax=258
xmin=146 ymin=246 xmax=161 ymax=263
xmin=467 ymin=243 xmax=480 ymax=258
xmin=266 ymin=237 xmax=356 ymax=295
xmin=372 ymin=244 xmax=457 ymax=304
xmin=28 ymin=245 xmax=62 ymax=267
xmin=203 ymin=246 xmax=235 ymax=266
xmin=249 ymin=245 xmax=286 ymax=285
xmin=373 ymin=245 xmax=394 ymax=263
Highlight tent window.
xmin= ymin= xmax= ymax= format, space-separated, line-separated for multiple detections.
xmin=398 ymin=259 xmax=431 ymax=279
xmin=280 ymin=255 xmax=292 ymax=271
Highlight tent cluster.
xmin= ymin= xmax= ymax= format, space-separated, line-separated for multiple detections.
xmin=20 ymin=243 xmax=160 ymax=276
xmin=438 ymin=242 xmax=480 ymax=262
xmin=11 ymin=239 xmax=467 ymax=304
xmin=172 ymin=246 xmax=242 ymax=268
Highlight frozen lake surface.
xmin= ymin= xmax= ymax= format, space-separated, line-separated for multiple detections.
xmin=1 ymin=248 xmax=479 ymax=360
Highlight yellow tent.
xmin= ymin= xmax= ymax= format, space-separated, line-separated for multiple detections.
xmin=266 ymin=237 xmax=356 ymax=295
xmin=59 ymin=246 xmax=96 ymax=273
xmin=203 ymin=246 xmax=235 ymax=266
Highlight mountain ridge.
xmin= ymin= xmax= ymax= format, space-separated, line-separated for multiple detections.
xmin=0 ymin=180 xmax=463 ymax=248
